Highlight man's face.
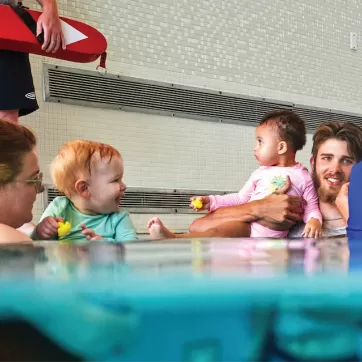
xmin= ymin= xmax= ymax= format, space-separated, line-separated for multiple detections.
xmin=312 ymin=138 xmax=356 ymax=204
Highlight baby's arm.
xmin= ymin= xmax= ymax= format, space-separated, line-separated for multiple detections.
xmin=114 ymin=212 xmax=137 ymax=242
xmin=209 ymin=173 xmax=257 ymax=212
xmin=81 ymin=212 xmax=138 ymax=243
xmin=302 ymin=175 xmax=323 ymax=238
xmin=81 ymin=213 xmax=137 ymax=242
xmin=31 ymin=198 xmax=64 ymax=240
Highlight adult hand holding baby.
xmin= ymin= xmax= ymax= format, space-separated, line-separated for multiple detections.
xmin=257 ymin=176 xmax=305 ymax=230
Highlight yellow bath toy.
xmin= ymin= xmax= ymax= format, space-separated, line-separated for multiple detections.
xmin=191 ymin=199 xmax=203 ymax=209
xmin=57 ymin=221 xmax=71 ymax=238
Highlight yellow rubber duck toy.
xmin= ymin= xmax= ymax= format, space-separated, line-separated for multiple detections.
xmin=191 ymin=199 xmax=203 ymax=209
xmin=57 ymin=221 xmax=71 ymax=238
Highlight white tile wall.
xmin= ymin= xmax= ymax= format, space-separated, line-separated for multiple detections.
xmin=21 ymin=0 xmax=362 ymax=232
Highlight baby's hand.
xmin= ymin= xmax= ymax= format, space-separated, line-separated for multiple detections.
xmin=35 ymin=216 xmax=64 ymax=240
xmin=190 ymin=196 xmax=210 ymax=211
xmin=302 ymin=218 xmax=322 ymax=238
xmin=80 ymin=224 xmax=104 ymax=241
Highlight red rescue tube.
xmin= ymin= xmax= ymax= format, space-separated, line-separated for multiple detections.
xmin=0 ymin=4 xmax=107 ymax=66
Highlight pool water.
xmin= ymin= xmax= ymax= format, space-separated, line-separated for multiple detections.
xmin=0 ymin=237 xmax=360 ymax=361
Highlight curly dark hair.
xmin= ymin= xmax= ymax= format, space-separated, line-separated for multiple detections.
xmin=259 ymin=110 xmax=306 ymax=152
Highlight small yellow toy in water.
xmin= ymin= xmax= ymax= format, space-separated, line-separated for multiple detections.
xmin=191 ymin=199 xmax=203 ymax=209
xmin=57 ymin=221 xmax=71 ymax=238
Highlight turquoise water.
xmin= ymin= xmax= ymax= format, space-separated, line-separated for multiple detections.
xmin=0 ymin=237 xmax=360 ymax=361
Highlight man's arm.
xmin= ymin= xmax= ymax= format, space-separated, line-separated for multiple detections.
xmin=36 ymin=0 xmax=65 ymax=53
xmin=190 ymin=194 xmax=303 ymax=232
xmin=190 ymin=178 xmax=304 ymax=233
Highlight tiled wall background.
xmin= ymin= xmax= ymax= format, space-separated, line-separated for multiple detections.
xmin=21 ymin=0 xmax=362 ymax=233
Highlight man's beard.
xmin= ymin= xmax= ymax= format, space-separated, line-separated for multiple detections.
xmin=313 ymin=170 xmax=344 ymax=204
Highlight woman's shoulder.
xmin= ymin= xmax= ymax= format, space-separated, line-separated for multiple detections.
xmin=0 ymin=224 xmax=32 ymax=243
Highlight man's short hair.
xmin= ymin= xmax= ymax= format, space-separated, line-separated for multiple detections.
xmin=312 ymin=121 xmax=362 ymax=162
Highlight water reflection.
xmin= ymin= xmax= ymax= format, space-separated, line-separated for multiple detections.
xmin=0 ymin=238 xmax=353 ymax=279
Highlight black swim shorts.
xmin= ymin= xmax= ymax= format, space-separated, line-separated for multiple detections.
xmin=0 ymin=50 xmax=39 ymax=117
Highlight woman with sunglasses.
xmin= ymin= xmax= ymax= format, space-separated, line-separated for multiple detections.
xmin=0 ymin=120 xmax=43 ymax=242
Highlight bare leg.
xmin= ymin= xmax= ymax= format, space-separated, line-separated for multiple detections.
xmin=147 ymin=217 xmax=251 ymax=240
xmin=0 ymin=110 xmax=19 ymax=123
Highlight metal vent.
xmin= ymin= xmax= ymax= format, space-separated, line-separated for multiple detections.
xmin=43 ymin=64 xmax=362 ymax=130
xmin=43 ymin=185 xmax=232 ymax=214
xmin=292 ymin=107 xmax=362 ymax=129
